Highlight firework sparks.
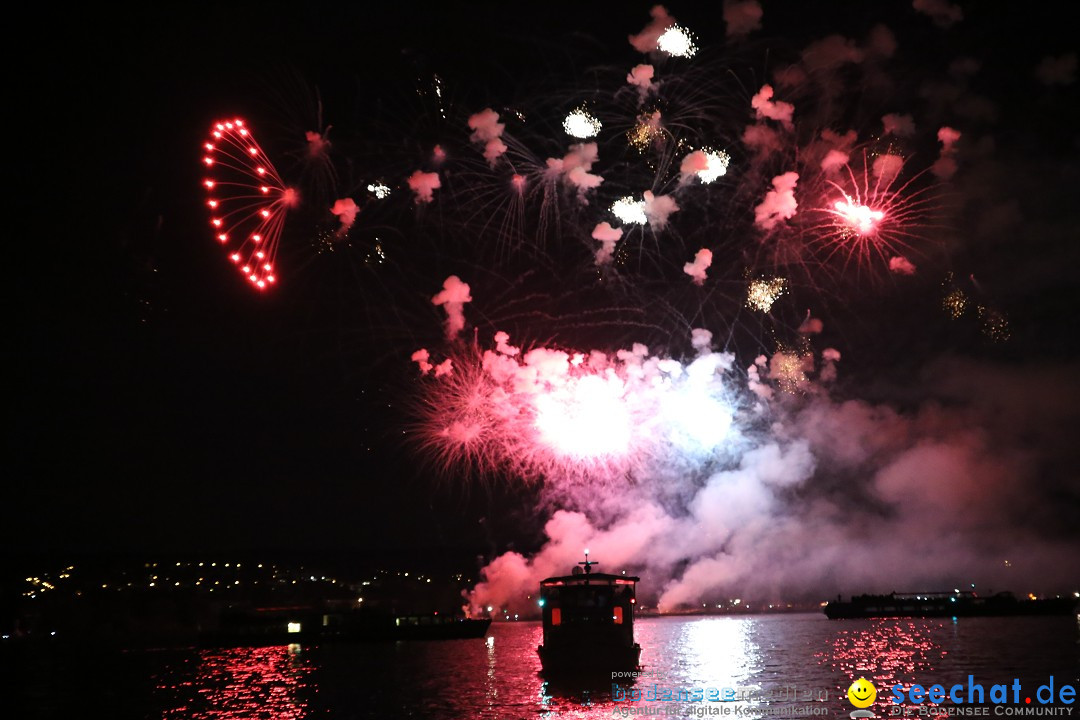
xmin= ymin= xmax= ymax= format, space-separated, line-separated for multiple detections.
xmin=746 ymin=277 xmax=787 ymax=312
xmin=832 ymin=193 xmax=885 ymax=235
xmin=943 ymin=289 xmax=968 ymax=318
xmin=942 ymin=272 xmax=969 ymax=319
xmin=806 ymin=152 xmax=939 ymax=274
xmin=626 ymin=111 xmax=663 ymax=153
xmin=202 ymin=118 xmax=297 ymax=290
xmin=978 ymin=306 xmax=1011 ymax=342
xmin=611 ymin=196 xmax=648 ymax=225
xmin=679 ymin=148 xmax=731 ymax=184
xmin=657 ymin=25 xmax=698 ymax=58
xmin=412 ymin=331 xmax=737 ymax=485
xmin=366 ymin=182 xmax=391 ymax=199
xmin=562 ymin=108 xmax=602 ymax=139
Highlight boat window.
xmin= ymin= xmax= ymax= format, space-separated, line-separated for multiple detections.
xmin=613 ymin=606 xmax=623 ymax=624
xmin=551 ymin=608 xmax=561 ymax=626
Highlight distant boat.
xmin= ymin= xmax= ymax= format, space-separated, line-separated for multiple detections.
xmin=200 ymin=607 xmax=490 ymax=647
xmin=537 ymin=552 xmax=641 ymax=675
xmin=823 ymin=590 xmax=1078 ymax=620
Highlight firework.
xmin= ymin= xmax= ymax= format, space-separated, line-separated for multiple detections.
xmin=746 ymin=277 xmax=787 ymax=313
xmin=679 ymin=148 xmax=730 ymax=185
xmin=611 ymin=196 xmax=648 ymax=226
xmin=410 ymin=330 xmax=740 ymax=487
xmin=942 ymin=272 xmax=969 ymax=319
xmin=805 ymin=151 xmax=939 ymax=275
xmin=192 ymin=2 xmax=1078 ymax=619
xmin=562 ymin=108 xmax=602 ymax=139
xmin=657 ymin=25 xmax=698 ymax=58
xmin=202 ymin=119 xmax=298 ymax=290
xmin=978 ymin=306 xmax=1010 ymax=342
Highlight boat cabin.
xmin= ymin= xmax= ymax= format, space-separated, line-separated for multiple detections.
xmin=537 ymin=552 xmax=640 ymax=673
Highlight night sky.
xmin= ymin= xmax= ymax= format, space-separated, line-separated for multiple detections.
xmin=8 ymin=2 xmax=1079 ymax=594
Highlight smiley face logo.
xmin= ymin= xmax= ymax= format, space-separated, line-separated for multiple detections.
xmin=847 ymin=677 xmax=877 ymax=708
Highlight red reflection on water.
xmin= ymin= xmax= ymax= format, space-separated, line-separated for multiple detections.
xmin=818 ymin=619 xmax=947 ymax=713
xmin=160 ymin=644 xmax=312 ymax=719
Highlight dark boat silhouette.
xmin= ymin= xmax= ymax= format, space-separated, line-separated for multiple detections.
xmin=537 ymin=551 xmax=641 ymax=675
xmin=200 ymin=606 xmax=490 ymax=647
xmin=823 ymin=590 xmax=1078 ymax=619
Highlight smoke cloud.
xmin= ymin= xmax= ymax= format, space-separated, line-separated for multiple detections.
xmin=592 ymin=221 xmax=623 ymax=266
xmin=882 ymin=113 xmax=916 ymax=137
xmin=754 ymin=172 xmax=799 ymax=230
xmin=750 ymin=84 xmax=795 ymax=130
xmin=467 ymin=108 xmax=508 ymax=167
xmin=468 ymin=348 xmax=1080 ymax=614
xmin=889 ymin=255 xmax=917 ymax=275
xmin=913 ymin=0 xmax=963 ymax=28
xmin=546 ymin=143 xmax=604 ymax=200
xmin=683 ymin=248 xmax=713 ymax=285
xmin=627 ymin=64 xmax=656 ymax=99
xmin=1036 ymin=53 xmax=1077 ymax=86
xmin=723 ymin=0 xmax=762 ymax=37
xmin=933 ymin=126 xmax=962 ymax=179
xmin=643 ymin=190 xmax=679 ymax=229
xmin=407 ymin=170 xmax=441 ymax=204
xmin=329 ymin=197 xmax=358 ymax=234
xmin=629 ymin=5 xmax=676 ymax=54
xmin=431 ymin=275 xmax=472 ymax=340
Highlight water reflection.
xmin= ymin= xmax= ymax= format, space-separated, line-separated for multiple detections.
xmin=677 ymin=617 xmax=760 ymax=687
xmin=136 ymin=615 xmax=1073 ymax=718
xmin=157 ymin=644 xmax=313 ymax=719
xmin=818 ymin=619 xmax=946 ymax=715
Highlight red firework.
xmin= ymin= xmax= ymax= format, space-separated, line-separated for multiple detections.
xmin=809 ymin=152 xmax=938 ymax=274
xmin=202 ymin=118 xmax=298 ymax=290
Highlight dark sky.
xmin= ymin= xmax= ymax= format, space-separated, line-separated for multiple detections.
xmin=8 ymin=2 xmax=1078 ymax=573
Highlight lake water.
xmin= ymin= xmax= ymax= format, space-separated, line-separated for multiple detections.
xmin=11 ymin=614 xmax=1080 ymax=718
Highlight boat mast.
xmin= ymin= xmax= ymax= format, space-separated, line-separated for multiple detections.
xmin=578 ymin=549 xmax=597 ymax=575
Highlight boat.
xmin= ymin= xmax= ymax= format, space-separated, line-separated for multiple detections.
xmin=823 ymin=590 xmax=1078 ymax=619
xmin=390 ymin=613 xmax=492 ymax=641
xmin=537 ymin=551 xmax=641 ymax=675
xmin=200 ymin=606 xmax=490 ymax=647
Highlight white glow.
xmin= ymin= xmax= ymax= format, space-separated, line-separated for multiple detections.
xmin=834 ymin=194 xmax=884 ymax=235
xmin=666 ymin=392 xmax=733 ymax=451
xmin=367 ymin=182 xmax=391 ymax=199
xmin=563 ymin=109 xmax=602 ymax=139
xmin=535 ymin=375 xmax=631 ymax=457
xmin=697 ymin=149 xmax=731 ymax=184
xmin=657 ymin=25 xmax=698 ymax=58
xmin=287 ymin=622 xmax=302 ymax=633
xmin=611 ymin=196 xmax=647 ymax=225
